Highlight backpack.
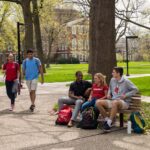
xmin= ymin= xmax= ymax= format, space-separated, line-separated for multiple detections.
xmin=55 ymin=105 xmax=72 ymax=125
xmin=130 ymin=112 xmax=146 ymax=134
xmin=78 ymin=107 xmax=98 ymax=129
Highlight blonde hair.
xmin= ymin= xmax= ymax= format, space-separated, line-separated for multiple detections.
xmin=94 ymin=73 xmax=107 ymax=86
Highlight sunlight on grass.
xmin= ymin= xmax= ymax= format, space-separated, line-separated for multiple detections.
xmin=130 ymin=76 xmax=150 ymax=96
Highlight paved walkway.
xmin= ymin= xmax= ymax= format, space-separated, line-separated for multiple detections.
xmin=0 ymin=82 xmax=150 ymax=150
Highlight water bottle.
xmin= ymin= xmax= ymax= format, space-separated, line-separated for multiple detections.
xmin=127 ymin=120 xmax=132 ymax=134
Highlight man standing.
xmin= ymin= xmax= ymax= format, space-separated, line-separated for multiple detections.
xmin=58 ymin=71 xmax=92 ymax=127
xmin=22 ymin=49 xmax=44 ymax=112
xmin=96 ymin=67 xmax=138 ymax=131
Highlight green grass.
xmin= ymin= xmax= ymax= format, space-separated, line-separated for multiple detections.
xmin=0 ymin=82 xmax=4 ymax=86
xmin=1 ymin=62 xmax=150 ymax=95
xmin=43 ymin=62 xmax=150 ymax=82
xmin=130 ymin=76 xmax=150 ymax=96
xmin=142 ymin=102 xmax=150 ymax=131
xmin=43 ymin=63 xmax=150 ymax=96
xmin=44 ymin=64 xmax=91 ymax=82
xmin=118 ymin=61 xmax=150 ymax=74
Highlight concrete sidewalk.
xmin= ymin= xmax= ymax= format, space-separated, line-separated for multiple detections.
xmin=0 ymin=82 xmax=150 ymax=150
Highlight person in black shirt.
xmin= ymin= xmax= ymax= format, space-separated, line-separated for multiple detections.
xmin=58 ymin=71 xmax=92 ymax=127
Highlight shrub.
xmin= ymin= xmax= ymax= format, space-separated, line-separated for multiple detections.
xmin=56 ymin=57 xmax=80 ymax=64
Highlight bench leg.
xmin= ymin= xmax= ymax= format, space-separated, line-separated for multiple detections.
xmin=120 ymin=113 xmax=124 ymax=127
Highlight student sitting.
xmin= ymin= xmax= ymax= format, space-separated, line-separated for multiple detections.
xmin=96 ymin=67 xmax=138 ymax=131
xmin=57 ymin=71 xmax=92 ymax=127
xmin=81 ymin=73 xmax=108 ymax=112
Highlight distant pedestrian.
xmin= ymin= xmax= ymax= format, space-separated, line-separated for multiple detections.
xmin=2 ymin=53 xmax=20 ymax=111
xmin=22 ymin=49 xmax=44 ymax=112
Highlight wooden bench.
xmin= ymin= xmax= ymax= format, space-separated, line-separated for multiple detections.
xmin=69 ymin=94 xmax=141 ymax=128
xmin=118 ymin=94 xmax=141 ymax=127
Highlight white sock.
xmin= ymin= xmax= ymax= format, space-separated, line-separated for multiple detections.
xmin=104 ymin=117 xmax=109 ymax=121
xmin=107 ymin=119 xmax=112 ymax=127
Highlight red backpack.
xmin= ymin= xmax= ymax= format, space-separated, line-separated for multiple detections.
xmin=55 ymin=105 xmax=72 ymax=125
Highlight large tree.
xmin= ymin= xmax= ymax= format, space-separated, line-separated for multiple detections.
xmin=32 ymin=0 xmax=45 ymax=72
xmin=0 ymin=0 xmax=45 ymax=72
xmin=89 ymin=0 xmax=116 ymax=82
xmin=0 ymin=0 xmax=33 ymax=50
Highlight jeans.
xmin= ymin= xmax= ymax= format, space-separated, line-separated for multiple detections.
xmin=5 ymin=80 xmax=17 ymax=105
xmin=81 ymin=98 xmax=99 ymax=119
xmin=58 ymin=96 xmax=83 ymax=121
xmin=81 ymin=98 xmax=97 ymax=111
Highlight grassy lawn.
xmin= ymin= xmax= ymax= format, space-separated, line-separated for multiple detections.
xmin=43 ymin=63 xmax=150 ymax=96
xmin=142 ymin=102 xmax=150 ymax=130
xmin=44 ymin=62 xmax=150 ymax=82
xmin=130 ymin=77 xmax=150 ymax=96
xmin=44 ymin=64 xmax=91 ymax=82
xmin=118 ymin=61 xmax=150 ymax=74
xmin=1 ymin=62 xmax=150 ymax=95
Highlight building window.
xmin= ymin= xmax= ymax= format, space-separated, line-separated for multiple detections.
xmin=72 ymin=39 xmax=77 ymax=50
xmin=78 ymin=39 xmax=84 ymax=50
xmin=72 ymin=26 xmax=76 ymax=35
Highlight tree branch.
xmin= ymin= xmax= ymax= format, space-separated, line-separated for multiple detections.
xmin=116 ymin=14 xmax=150 ymax=30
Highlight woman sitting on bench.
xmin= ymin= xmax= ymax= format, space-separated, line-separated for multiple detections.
xmin=96 ymin=67 xmax=138 ymax=131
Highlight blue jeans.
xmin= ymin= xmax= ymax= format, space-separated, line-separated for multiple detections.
xmin=58 ymin=96 xmax=83 ymax=121
xmin=81 ymin=98 xmax=97 ymax=112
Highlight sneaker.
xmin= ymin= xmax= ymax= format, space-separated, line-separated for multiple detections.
xmin=9 ymin=107 xmax=13 ymax=111
xmin=9 ymin=104 xmax=14 ymax=111
xmin=30 ymin=105 xmax=35 ymax=112
xmin=103 ymin=121 xmax=111 ymax=131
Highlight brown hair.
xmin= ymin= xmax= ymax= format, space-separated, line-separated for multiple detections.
xmin=113 ymin=67 xmax=123 ymax=76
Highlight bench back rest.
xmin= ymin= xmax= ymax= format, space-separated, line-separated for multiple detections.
xmin=129 ymin=94 xmax=141 ymax=111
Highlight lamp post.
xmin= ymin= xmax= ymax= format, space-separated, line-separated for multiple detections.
xmin=17 ymin=22 xmax=24 ymax=94
xmin=126 ymin=36 xmax=138 ymax=76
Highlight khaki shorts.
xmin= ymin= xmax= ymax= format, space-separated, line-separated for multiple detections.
xmin=106 ymin=100 xmax=129 ymax=109
xmin=26 ymin=79 xmax=38 ymax=91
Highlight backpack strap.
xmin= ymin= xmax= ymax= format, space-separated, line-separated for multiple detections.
xmin=24 ymin=58 xmax=39 ymax=71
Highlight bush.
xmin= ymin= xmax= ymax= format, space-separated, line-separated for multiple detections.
xmin=56 ymin=57 xmax=80 ymax=64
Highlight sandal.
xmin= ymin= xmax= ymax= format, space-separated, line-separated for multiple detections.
xmin=67 ymin=120 xmax=74 ymax=128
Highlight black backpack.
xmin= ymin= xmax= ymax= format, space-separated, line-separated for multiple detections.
xmin=78 ymin=107 xmax=98 ymax=129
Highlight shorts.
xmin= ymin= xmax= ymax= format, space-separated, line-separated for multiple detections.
xmin=106 ymin=99 xmax=129 ymax=109
xmin=26 ymin=79 xmax=38 ymax=91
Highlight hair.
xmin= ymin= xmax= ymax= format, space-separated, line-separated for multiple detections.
xmin=27 ymin=49 xmax=33 ymax=54
xmin=94 ymin=73 xmax=107 ymax=86
xmin=75 ymin=71 xmax=83 ymax=76
xmin=8 ymin=53 xmax=13 ymax=57
xmin=113 ymin=67 xmax=123 ymax=76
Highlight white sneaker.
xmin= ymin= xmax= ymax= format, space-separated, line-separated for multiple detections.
xmin=9 ymin=104 xmax=14 ymax=111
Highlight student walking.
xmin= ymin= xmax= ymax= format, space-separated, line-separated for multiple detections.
xmin=22 ymin=49 xmax=44 ymax=112
xmin=2 ymin=53 xmax=20 ymax=111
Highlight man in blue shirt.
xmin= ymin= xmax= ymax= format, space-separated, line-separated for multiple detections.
xmin=22 ymin=49 xmax=44 ymax=112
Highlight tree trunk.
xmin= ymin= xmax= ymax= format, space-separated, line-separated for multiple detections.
xmin=46 ymin=33 xmax=54 ymax=68
xmin=21 ymin=0 xmax=33 ymax=52
xmin=89 ymin=0 xmax=116 ymax=83
xmin=32 ymin=0 xmax=45 ymax=73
